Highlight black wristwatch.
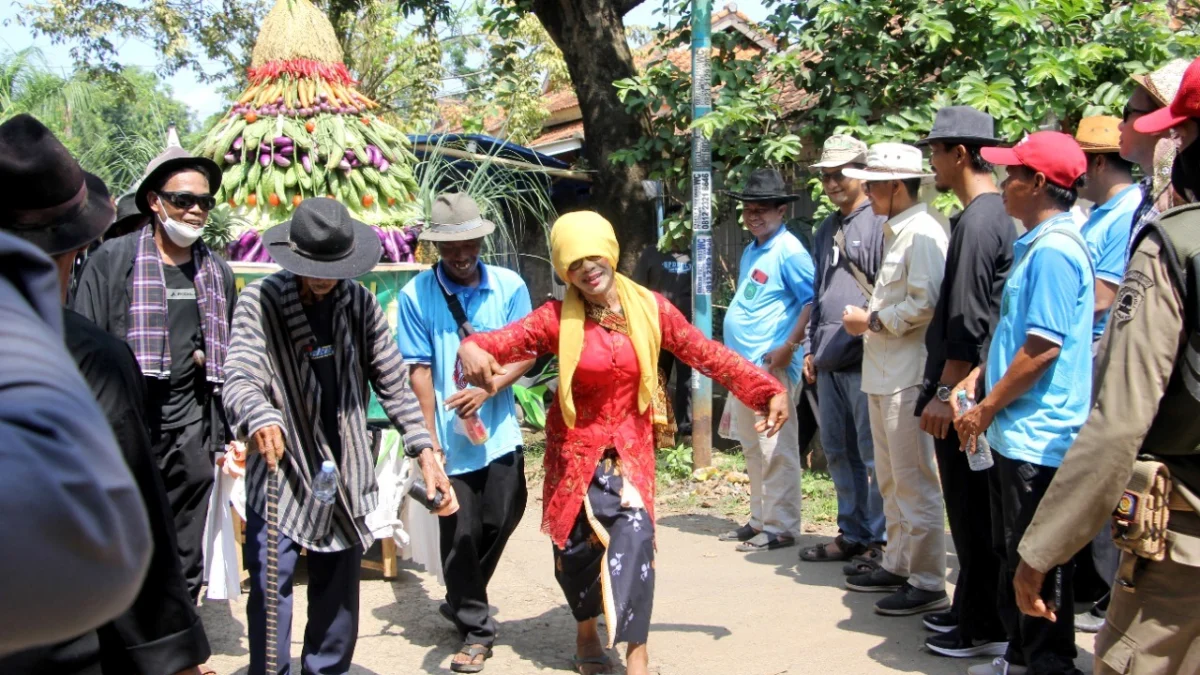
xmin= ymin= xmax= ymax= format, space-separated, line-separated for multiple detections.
xmin=867 ymin=311 xmax=884 ymax=334
xmin=936 ymin=385 xmax=953 ymax=403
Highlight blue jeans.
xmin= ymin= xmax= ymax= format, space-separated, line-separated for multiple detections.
xmin=816 ymin=369 xmax=885 ymax=546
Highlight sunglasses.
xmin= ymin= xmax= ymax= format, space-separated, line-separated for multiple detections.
xmin=159 ymin=191 xmax=216 ymax=212
xmin=1122 ymin=101 xmax=1156 ymax=122
xmin=820 ymin=170 xmax=849 ymax=183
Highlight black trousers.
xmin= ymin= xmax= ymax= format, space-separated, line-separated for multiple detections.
xmin=152 ymin=417 xmax=215 ymax=602
xmin=658 ymin=349 xmax=692 ymax=430
xmin=935 ymin=430 xmax=1005 ymax=640
xmin=990 ymin=454 xmax=1080 ymax=674
xmin=796 ymin=378 xmax=820 ymax=457
xmin=439 ymin=449 xmax=528 ymax=646
xmin=246 ymin=508 xmax=362 ymax=675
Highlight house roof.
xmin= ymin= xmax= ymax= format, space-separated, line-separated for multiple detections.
xmin=530 ymin=120 xmax=585 ymax=148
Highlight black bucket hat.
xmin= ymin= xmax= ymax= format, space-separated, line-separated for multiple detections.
xmin=723 ymin=168 xmax=799 ymax=203
xmin=135 ymin=146 xmax=222 ymax=215
xmin=0 ymin=114 xmax=115 ymax=255
xmin=915 ymin=106 xmax=1001 ymax=148
xmin=107 ymin=191 xmax=149 ymax=240
xmin=263 ymin=198 xmax=381 ymax=279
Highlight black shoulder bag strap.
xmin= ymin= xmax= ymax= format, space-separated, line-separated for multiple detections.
xmin=832 ymin=226 xmax=875 ymax=299
xmin=438 ymin=266 xmax=476 ymax=339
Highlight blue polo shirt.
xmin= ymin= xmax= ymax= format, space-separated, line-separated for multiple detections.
xmin=723 ymin=226 xmax=815 ymax=384
xmin=1081 ymin=183 xmax=1142 ymax=338
xmin=985 ymin=212 xmax=1094 ymax=469
xmin=397 ymin=262 xmax=532 ymax=476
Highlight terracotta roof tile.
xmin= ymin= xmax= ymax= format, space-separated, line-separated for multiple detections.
xmin=530 ymin=120 xmax=585 ymax=147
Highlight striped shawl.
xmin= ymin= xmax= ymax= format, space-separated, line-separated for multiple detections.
xmin=223 ymin=271 xmax=432 ymax=550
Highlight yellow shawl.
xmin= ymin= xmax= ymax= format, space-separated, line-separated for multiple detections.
xmin=550 ymin=211 xmax=661 ymax=428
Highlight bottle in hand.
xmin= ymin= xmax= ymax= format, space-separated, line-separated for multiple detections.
xmin=312 ymin=460 xmax=339 ymax=504
xmin=954 ymin=390 xmax=995 ymax=471
xmin=454 ymin=413 xmax=490 ymax=445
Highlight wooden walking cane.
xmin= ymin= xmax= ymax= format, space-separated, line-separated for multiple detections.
xmin=265 ymin=463 xmax=281 ymax=674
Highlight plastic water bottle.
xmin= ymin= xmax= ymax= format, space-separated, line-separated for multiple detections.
xmin=312 ymin=460 xmax=338 ymax=504
xmin=454 ymin=413 xmax=490 ymax=445
xmin=955 ymin=390 xmax=995 ymax=471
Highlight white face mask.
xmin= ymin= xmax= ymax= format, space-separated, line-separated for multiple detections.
xmin=157 ymin=197 xmax=205 ymax=247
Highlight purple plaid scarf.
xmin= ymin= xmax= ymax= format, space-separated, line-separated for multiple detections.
xmin=129 ymin=226 xmax=229 ymax=383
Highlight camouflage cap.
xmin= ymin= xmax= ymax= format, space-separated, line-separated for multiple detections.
xmin=809 ymin=134 xmax=868 ymax=170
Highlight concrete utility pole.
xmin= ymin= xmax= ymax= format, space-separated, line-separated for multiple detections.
xmin=690 ymin=0 xmax=714 ymax=468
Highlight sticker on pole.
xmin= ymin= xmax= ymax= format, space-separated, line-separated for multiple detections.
xmin=692 ymin=172 xmax=712 ymax=233
xmin=694 ymin=236 xmax=713 ymax=295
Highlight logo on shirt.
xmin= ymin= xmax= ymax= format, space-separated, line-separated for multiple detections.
xmin=167 ymin=288 xmax=196 ymax=301
xmin=1112 ymin=270 xmax=1154 ymax=325
xmin=307 ymin=344 xmax=334 ymax=360
xmin=743 ymin=268 xmax=768 ymax=300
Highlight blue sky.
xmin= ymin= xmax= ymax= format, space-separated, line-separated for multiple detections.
xmin=0 ymin=0 xmax=770 ymax=121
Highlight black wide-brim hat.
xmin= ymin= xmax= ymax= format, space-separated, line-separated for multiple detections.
xmin=723 ymin=167 xmax=800 ymax=203
xmin=107 ymin=191 xmax=148 ymax=238
xmin=135 ymin=146 xmax=222 ymax=215
xmin=0 ymin=114 xmax=115 ymax=255
xmin=263 ymin=197 xmax=381 ymax=280
xmin=914 ymin=106 xmax=1001 ymax=148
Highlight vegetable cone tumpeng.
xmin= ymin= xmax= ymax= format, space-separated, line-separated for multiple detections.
xmin=195 ymin=0 xmax=421 ymax=260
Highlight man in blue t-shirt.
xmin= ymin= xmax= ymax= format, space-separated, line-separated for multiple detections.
xmin=956 ymin=132 xmax=1095 ymax=675
xmin=1075 ymin=116 xmax=1142 ymax=345
xmin=397 ymin=193 xmax=534 ymax=672
xmin=719 ymin=168 xmax=815 ymax=553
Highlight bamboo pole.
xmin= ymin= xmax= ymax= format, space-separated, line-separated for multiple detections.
xmin=411 ymin=145 xmax=594 ymax=182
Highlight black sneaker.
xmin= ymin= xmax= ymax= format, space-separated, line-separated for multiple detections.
xmin=925 ymin=627 xmax=1008 ymax=658
xmin=874 ymin=583 xmax=951 ymax=616
xmin=845 ymin=568 xmax=907 ymax=593
xmin=922 ymin=610 xmax=958 ymax=633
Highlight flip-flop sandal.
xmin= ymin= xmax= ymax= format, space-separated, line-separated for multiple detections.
xmin=718 ymin=523 xmax=759 ymax=542
xmin=799 ymin=534 xmax=867 ymax=562
xmin=736 ymin=532 xmax=796 ymax=552
xmin=450 ymin=643 xmax=493 ymax=673
xmin=572 ymin=654 xmax=613 ymax=674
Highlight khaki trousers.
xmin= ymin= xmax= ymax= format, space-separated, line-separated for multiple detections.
xmin=868 ymin=386 xmax=946 ymax=592
xmin=731 ymin=372 xmax=802 ymax=538
xmin=1095 ymin=551 xmax=1200 ymax=674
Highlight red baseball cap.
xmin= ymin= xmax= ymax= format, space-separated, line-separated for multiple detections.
xmin=981 ymin=131 xmax=1087 ymax=189
xmin=1134 ymin=56 xmax=1200 ymax=134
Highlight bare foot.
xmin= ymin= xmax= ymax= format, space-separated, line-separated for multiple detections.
xmin=574 ymin=618 xmax=611 ymax=675
xmin=626 ymin=642 xmax=650 ymax=675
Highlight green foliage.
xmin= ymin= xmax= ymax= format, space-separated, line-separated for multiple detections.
xmin=613 ymin=9 xmax=805 ymax=248
xmin=763 ymin=0 xmax=1199 ymax=144
xmin=657 ymin=443 xmax=695 ymax=482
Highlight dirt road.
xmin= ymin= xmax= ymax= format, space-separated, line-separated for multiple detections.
xmin=198 ymin=502 xmax=1097 ymax=674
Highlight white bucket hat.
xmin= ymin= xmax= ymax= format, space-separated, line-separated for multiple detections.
xmin=842 ymin=143 xmax=934 ymax=182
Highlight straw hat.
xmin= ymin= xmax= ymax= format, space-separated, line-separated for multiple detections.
xmin=1075 ymin=116 xmax=1122 ymax=153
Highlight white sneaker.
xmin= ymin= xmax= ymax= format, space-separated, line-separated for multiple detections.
xmin=966 ymin=657 xmax=1028 ymax=675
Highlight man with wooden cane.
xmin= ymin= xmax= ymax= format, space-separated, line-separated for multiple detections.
xmin=223 ymin=198 xmax=454 ymax=674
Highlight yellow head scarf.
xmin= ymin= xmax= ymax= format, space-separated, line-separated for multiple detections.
xmin=550 ymin=211 xmax=661 ymax=428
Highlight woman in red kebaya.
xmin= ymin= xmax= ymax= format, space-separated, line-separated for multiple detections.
xmin=457 ymin=211 xmax=789 ymax=675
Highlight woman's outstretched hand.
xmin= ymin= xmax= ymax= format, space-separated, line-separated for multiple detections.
xmin=756 ymin=391 xmax=790 ymax=437
xmin=457 ymin=341 xmax=507 ymax=393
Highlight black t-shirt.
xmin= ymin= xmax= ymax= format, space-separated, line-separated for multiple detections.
xmin=632 ymin=248 xmax=693 ymax=317
xmin=304 ymin=294 xmax=342 ymax=463
xmin=160 ymin=261 xmax=204 ymax=428
xmin=917 ymin=192 xmax=1016 ymax=414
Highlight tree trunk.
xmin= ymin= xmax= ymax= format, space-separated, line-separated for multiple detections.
xmin=530 ymin=0 xmax=654 ymax=274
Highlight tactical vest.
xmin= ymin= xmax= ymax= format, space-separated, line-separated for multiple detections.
xmin=1134 ymin=202 xmax=1200 ymax=492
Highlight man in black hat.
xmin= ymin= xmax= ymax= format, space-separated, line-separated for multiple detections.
xmin=0 ymin=114 xmax=211 ymax=674
xmin=224 ymin=198 xmax=455 ymax=675
xmin=718 ymin=168 xmax=815 ymax=552
xmin=913 ymin=105 xmax=1013 ymax=657
xmin=73 ymin=145 xmax=237 ymax=602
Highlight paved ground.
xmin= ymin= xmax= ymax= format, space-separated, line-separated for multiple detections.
xmin=198 ymin=502 xmax=1097 ymax=674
